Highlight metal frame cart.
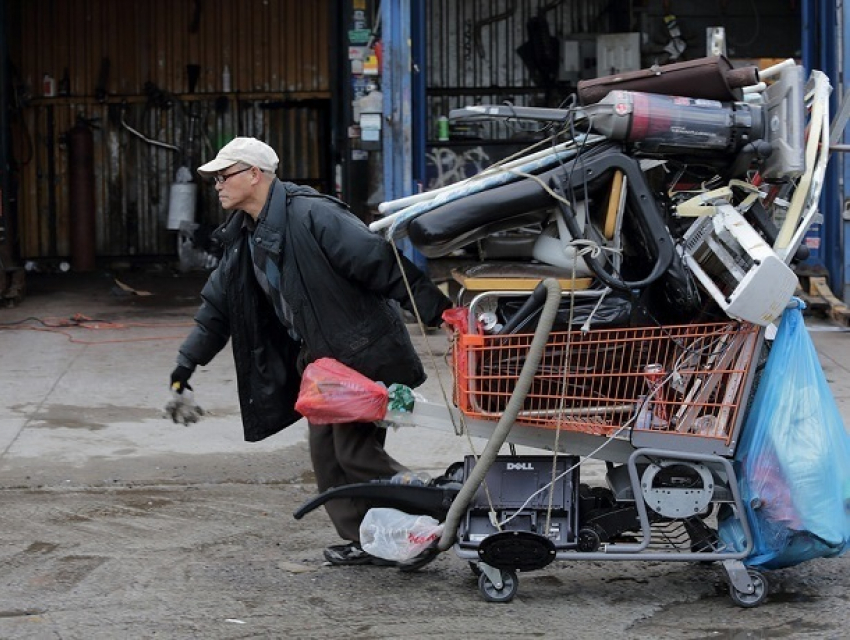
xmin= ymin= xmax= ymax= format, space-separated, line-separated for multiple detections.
xmin=446 ymin=291 xmax=767 ymax=605
xmin=295 ymin=59 xmax=839 ymax=607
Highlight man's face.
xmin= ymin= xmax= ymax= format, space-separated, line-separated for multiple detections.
xmin=213 ymin=164 xmax=255 ymax=210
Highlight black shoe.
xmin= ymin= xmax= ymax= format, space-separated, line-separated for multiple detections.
xmin=397 ymin=545 xmax=440 ymax=573
xmin=323 ymin=542 xmax=396 ymax=566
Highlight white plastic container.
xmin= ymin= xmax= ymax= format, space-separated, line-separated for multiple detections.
xmin=167 ymin=182 xmax=198 ymax=230
xmin=222 ymin=64 xmax=232 ymax=92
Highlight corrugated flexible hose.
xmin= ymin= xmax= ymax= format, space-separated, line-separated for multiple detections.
xmin=437 ymin=277 xmax=563 ymax=552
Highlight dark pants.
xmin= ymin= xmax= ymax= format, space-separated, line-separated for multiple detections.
xmin=308 ymin=421 xmax=407 ymax=542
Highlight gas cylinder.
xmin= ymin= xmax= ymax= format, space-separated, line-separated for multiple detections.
xmin=167 ymin=166 xmax=197 ymax=230
xmin=68 ymin=117 xmax=96 ymax=271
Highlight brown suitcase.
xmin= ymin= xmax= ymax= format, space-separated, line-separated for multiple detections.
xmin=577 ymin=55 xmax=759 ymax=105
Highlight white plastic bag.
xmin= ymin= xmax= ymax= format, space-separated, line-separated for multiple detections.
xmin=360 ymin=508 xmax=444 ymax=561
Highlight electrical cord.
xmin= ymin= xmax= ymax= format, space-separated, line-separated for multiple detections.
xmin=0 ymin=314 xmax=193 ymax=344
xmin=493 ymin=328 xmax=746 ymax=530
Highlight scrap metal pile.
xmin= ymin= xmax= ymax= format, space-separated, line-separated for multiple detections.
xmin=317 ymin=58 xmax=844 ymax=606
xmin=372 ymin=56 xmax=828 ymax=333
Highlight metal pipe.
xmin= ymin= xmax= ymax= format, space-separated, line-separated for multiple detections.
xmin=758 ymin=58 xmax=795 ymax=80
xmin=120 ymin=110 xmax=180 ymax=152
xmin=819 ymin=0 xmax=843 ymax=295
xmin=411 ymin=0 xmax=427 ymax=192
xmin=68 ymin=119 xmax=96 ymax=271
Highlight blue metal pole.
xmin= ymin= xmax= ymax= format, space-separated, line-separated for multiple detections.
xmin=411 ymin=0 xmax=427 ymax=191
xmin=382 ymin=0 xmax=428 ymax=271
xmin=382 ymin=0 xmax=398 ymax=203
xmin=819 ymin=0 xmax=842 ymax=295
xmin=820 ymin=0 xmax=844 ymax=291
xmin=843 ymin=1 xmax=850 ymax=303
xmin=801 ymin=0 xmax=843 ymax=295
xmin=802 ymin=0 xmax=815 ymax=76
xmin=382 ymin=0 xmax=411 ymax=202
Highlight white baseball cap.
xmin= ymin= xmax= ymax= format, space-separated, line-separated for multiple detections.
xmin=197 ymin=137 xmax=279 ymax=176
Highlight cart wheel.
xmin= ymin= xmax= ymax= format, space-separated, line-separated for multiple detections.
xmin=577 ymin=526 xmax=603 ymax=552
xmin=478 ymin=569 xmax=518 ymax=603
xmin=468 ymin=561 xmax=482 ymax=577
xmin=728 ymin=570 xmax=769 ymax=608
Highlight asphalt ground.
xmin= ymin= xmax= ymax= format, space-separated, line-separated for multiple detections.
xmin=1 ymin=268 xmax=849 ymax=639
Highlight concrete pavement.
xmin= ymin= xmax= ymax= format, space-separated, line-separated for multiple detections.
xmin=2 ymin=268 xmax=850 ymax=485
xmin=2 ymin=269 xmax=850 ymax=639
xmin=0 ymin=269 xmax=506 ymax=490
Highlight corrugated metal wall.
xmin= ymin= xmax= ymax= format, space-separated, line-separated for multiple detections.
xmin=7 ymin=0 xmax=331 ymax=261
xmin=425 ymin=0 xmax=615 ymax=139
xmin=423 ymin=0 xmax=799 ymax=140
xmin=427 ymin=0 xmax=611 ymax=91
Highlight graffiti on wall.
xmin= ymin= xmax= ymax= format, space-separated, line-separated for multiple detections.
xmin=425 ymin=146 xmax=492 ymax=190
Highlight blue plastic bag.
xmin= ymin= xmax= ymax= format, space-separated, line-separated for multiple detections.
xmin=719 ymin=300 xmax=850 ymax=569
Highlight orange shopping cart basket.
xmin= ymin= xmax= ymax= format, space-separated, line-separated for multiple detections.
xmin=453 ymin=321 xmax=762 ymax=449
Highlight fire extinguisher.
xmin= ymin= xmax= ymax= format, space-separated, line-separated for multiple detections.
xmin=67 ymin=116 xmax=96 ymax=271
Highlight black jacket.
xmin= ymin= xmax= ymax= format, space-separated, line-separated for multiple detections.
xmin=177 ymin=180 xmax=452 ymax=442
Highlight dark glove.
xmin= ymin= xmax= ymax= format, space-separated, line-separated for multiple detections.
xmin=170 ymin=365 xmax=193 ymax=393
xmin=165 ymin=365 xmax=203 ymax=425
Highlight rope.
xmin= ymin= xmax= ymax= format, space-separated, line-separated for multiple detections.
xmin=388 ymin=241 xmax=462 ymax=437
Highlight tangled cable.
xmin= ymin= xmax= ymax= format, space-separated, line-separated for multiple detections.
xmin=0 ymin=314 xmax=193 ymax=344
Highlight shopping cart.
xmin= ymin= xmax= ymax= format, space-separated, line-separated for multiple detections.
xmin=420 ymin=64 xmax=834 ymax=605
xmin=294 ymin=60 xmax=839 ymax=607
xmin=457 ymin=298 xmax=760 ymax=447
xmin=444 ymin=290 xmax=768 ymax=604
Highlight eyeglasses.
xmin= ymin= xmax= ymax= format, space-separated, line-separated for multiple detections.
xmin=213 ymin=167 xmax=252 ymax=184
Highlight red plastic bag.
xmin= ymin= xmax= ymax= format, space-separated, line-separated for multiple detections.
xmin=295 ymin=358 xmax=389 ymax=424
xmin=442 ymin=306 xmax=469 ymax=334
xmin=442 ymin=307 xmax=469 ymax=381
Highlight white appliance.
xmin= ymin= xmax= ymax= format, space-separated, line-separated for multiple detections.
xmin=681 ymin=203 xmax=797 ymax=326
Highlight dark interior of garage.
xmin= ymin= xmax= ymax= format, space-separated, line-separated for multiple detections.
xmin=0 ymin=1 xmax=806 ymax=305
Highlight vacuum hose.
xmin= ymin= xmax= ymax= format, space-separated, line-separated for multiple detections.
xmin=437 ymin=277 xmax=563 ymax=551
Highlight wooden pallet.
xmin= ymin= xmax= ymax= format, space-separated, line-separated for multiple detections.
xmin=798 ymin=276 xmax=850 ymax=326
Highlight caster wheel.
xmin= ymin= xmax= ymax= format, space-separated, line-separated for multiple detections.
xmin=478 ymin=569 xmax=518 ymax=603
xmin=729 ymin=570 xmax=768 ymax=608
xmin=468 ymin=561 xmax=482 ymax=577
xmin=577 ymin=526 xmax=603 ymax=552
